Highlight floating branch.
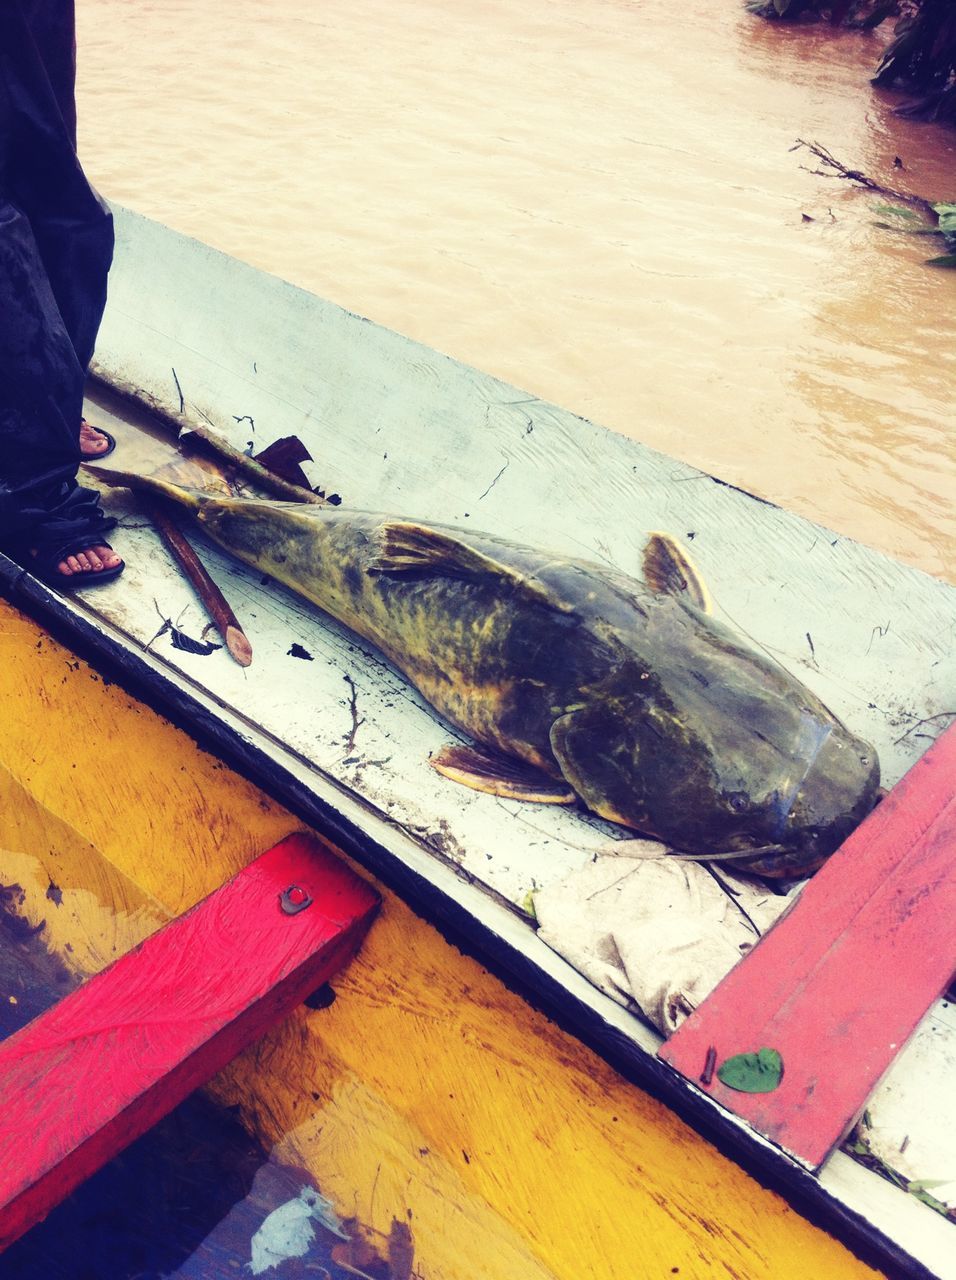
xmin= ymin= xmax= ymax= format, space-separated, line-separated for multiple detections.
xmin=792 ymin=139 xmax=938 ymax=218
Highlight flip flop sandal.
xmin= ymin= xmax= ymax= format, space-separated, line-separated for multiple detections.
xmin=3 ymin=485 xmax=123 ymax=589
xmin=79 ymin=421 xmax=117 ymax=460
xmin=16 ymin=537 xmax=125 ymax=590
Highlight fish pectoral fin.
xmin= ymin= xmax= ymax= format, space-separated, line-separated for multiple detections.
xmin=549 ymin=705 xmax=625 ymax=818
xmin=430 ymin=743 xmax=577 ymax=804
xmin=642 ymin=532 xmax=711 ymax=613
xmin=369 ymin=522 xmax=569 ymax=611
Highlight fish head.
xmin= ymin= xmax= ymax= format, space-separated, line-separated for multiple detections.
xmin=755 ymin=722 xmax=881 ymax=876
xmin=547 ymin=671 xmax=697 ymax=833
xmin=548 ymin=661 xmax=882 ymax=878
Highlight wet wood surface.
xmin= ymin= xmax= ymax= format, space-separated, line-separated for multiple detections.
xmin=659 ymin=724 xmax=956 ymax=1170
xmin=0 ymin=834 xmax=379 ymax=1252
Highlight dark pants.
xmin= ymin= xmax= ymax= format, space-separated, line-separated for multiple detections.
xmin=0 ymin=0 xmax=115 ymax=545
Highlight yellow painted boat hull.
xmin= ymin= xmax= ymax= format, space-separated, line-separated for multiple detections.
xmin=3 ymin=205 xmax=952 ymax=1278
xmin=0 ymin=598 xmax=881 ymax=1279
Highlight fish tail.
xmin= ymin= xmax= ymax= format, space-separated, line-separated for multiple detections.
xmin=83 ymin=464 xmax=208 ymax=513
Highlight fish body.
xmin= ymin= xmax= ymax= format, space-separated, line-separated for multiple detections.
xmin=94 ymin=468 xmax=880 ymax=876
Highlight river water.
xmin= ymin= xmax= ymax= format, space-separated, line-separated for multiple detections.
xmin=75 ymin=0 xmax=954 ymax=580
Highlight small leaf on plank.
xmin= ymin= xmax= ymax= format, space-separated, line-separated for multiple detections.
xmin=716 ymin=1046 xmax=784 ymax=1093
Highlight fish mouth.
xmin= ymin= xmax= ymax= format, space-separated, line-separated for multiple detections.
xmin=701 ymin=718 xmax=880 ymax=876
xmin=664 ymin=718 xmax=842 ymax=870
xmin=667 ymin=840 xmax=826 ymax=881
xmin=762 ymin=717 xmax=837 ymax=843
xmin=668 ymin=842 xmax=789 ymax=866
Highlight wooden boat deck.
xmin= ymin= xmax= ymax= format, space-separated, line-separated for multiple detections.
xmin=1 ymin=599 xmax=890 ymax=1280
xmin=1 ymin=205 xmax=954 ymax=1277
xmin=76 ymin=208 xmax=956 ymax=915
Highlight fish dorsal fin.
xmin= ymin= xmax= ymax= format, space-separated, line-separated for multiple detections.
xmin=642 ymin=532 xmax=711 ymax=613
xmin=369 ymin=521 xmax=570 ymax=611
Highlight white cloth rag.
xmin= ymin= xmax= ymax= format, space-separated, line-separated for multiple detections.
xmin=533 ymin=842 xmax=797 ymax=1033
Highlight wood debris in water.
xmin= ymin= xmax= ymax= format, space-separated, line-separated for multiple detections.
xmin=792 ymin=138 xmax=937 ymax=216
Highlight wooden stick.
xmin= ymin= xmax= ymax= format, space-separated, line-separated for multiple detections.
xmin=143 ymin=497 xmax=253 ymax=667
xmin=88 ymin=364 xmax=327 ymax=505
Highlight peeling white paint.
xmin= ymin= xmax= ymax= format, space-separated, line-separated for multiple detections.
xmin=248 ymin=1186 xmax=348 ymax=1275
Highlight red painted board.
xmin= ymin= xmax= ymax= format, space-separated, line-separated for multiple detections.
xmin=0 ymin=832 xmax=379 ymax=1252
xmin=658 ymin=722 xmax=956 ymax=1171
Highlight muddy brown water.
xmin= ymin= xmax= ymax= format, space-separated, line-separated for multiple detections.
xmin=76 ymin=0 xmax=954 ymax=579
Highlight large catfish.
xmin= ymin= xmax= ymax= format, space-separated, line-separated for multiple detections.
xmin=92 ymin=466 xmax=880 ymax=876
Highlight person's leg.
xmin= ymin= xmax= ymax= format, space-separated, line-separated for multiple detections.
xmin=0 ymin=196 xmax=122 ymax=582
xmin=8 ymin=0 xmax=115 ymax=373
xmin=0 ymin=195 xmax=83 ymax=499
xmin=0 ymin=6 xmax=121 ymax=582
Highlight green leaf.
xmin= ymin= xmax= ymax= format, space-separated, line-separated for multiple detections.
xmin=909 ymin=1188 xmax=949 ymax=1216
xmin=926 ymin=254 xmax=956 ymax=268
xmin=717 ymin=1047 xmax=784 ymax=1093
xmin=931 ymin=202 xmax=956 ymax=232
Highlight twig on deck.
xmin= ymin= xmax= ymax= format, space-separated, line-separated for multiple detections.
xmin=171 ymin=366 xmax=185 ymax=415
xmin=341 ymin=673 xmax=363 ymax=756
xmin=184 ymin=414 xmax=328 ymax=505
xmin=893 ymin=711 xmax=956 ymax=746
xmin=88 ymin=363 xmax=327 ymax=505
xmin=143 ymin=497 xmax=253 ymax=667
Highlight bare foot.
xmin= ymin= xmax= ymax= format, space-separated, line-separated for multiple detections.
xmin=79 ymin=419 xmax=113 ymax=458
xmin=55 ymin=544 xmax=123 ymax=577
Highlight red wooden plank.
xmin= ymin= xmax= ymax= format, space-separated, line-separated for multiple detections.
xmin=658 ymin=723 xmax=956 ymax=1170
xmin=0 ymin=832 xmax=379 ymax=1252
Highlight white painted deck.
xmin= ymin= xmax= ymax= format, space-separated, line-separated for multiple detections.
xmin=59 ymin=206 xmax=956 ymax=1275
xmin=88 ymin=210 xmax=954 ymax=901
